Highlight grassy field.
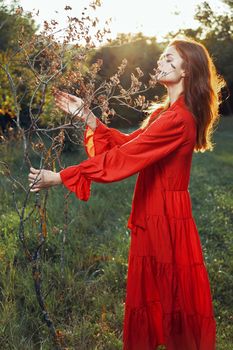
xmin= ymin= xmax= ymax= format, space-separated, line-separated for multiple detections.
xmin=0 ymin=116 xmax=233 ymax=349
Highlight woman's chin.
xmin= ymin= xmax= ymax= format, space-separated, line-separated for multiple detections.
xmin=156 ymin=71 xmax=168 ymax=82
xmin=157 ymin=76 xmax=167 ymax=84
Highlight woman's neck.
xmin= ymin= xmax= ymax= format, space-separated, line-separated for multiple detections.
xmin=166 ymin=83 xmax=184 ymax=106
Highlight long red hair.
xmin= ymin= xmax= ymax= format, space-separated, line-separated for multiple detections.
xmin=141 ymin=36 xmax=226 ymax=152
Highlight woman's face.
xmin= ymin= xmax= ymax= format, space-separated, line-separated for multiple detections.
xmin=156 ymin=45 xmax=186 ymax=85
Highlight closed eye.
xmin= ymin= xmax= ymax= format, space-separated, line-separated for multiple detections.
xmin=158 ymin=53 xmax=173 ymax=63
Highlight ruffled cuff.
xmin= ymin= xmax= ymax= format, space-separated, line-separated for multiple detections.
xmin=84 ymin=118 xmax=111 ymax=158
xmin=60 ymin=165 xmax=91 ymax=201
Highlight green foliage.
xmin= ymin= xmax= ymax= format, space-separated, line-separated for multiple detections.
xmin=190 ymin=116 xmax=233 ymax=350
xmin=0 ymin=0 xmax=36 ymax=52
xmin=193 ymin=1 xmax=233 ymax=97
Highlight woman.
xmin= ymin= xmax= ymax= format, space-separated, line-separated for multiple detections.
xmin=28 ymin=36 xmax=225 ymax=350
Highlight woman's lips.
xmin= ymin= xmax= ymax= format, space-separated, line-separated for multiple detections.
xmin=155 ymin=68 xmax=165 ymax=78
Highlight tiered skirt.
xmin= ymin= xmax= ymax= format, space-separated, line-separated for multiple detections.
xmin=123 ymin=215 xmax=216 ymax=350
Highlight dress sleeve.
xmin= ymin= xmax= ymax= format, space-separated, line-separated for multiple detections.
xmin=60 ymin=110 xmax=186 ymax=201
xmin=84 ymin=118 xmax=143 ymax=158
xmin=83 ymin=108 xmax=163 ymax=158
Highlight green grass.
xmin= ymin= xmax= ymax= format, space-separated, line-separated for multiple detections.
xmin=0 ymin=115 xmax=233 ymax=349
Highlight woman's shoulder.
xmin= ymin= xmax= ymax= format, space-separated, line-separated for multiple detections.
xmin=170 ymin=99 xmax=197 ymax=126
xmin=148 ymin=107 xmax=196 ymax=140
xmin=151 ymin=108 xmax=184 ymax=125
xmin=145 ymin=99 xmax=197 ymax=133
xmin=167 ymin=104 xmax=197 ymax=142
xmin=145 ymin=109 xmax=186 ymax=137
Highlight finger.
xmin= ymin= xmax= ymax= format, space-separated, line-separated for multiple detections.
xmin=28 ymin=172 xmax=39 ymax=178
xmin=30 ymin=167 xmax=40 ymax=174
xmin=56 ymin=91 xmax=70 ymax=99
xmin=55 ymin=98 xmax=68 ymax=107
xmin=29 ymin=179 xmax=44 ymax=188
xmin=54 ymin=97 xmax=69 ymax=108
xmin=55 ymin=101 xmax=69 ymax=112
xmin=54 ymin=99 xmax=64 ymax=108
xmin=28 ymin=176 xmax=35 ymax=183
xmin=58 ymin=91 xmax=78 ymax=103
xmin=68 ymin=95 xmax=79 ymax=102
xmin=53 ymin=92 xmax=61 ymax=100
xmin=54 ymin=92 xmax=67 ymax=99
xmin=30 ymin=187 xmax=40 ymax=192
xmin=28 ymin=177 xmax=41 ymax=184
xmin=29 ymin=181 xmax=41 ymax=189
xmin=28 ymin=172 xmax=41 ymax=180
xmin=56 ymin=100 xmax=81 ymax=115
xmin=52 ymin=88 xmax=58 ymax=95
xmin=29 ymin=183 xmax=39 ymax=190
xmin=57 ymin=97 xmax=73 ymax=108
xmin=30 ymin=166 xmax=36 ymax=173
xmin=53 ymin=89 xmax=64 ymax=96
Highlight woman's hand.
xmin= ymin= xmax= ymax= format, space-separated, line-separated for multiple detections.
xmin=54 ymin=90 xmax=96 ymax=129
xmin=54 ymin=90 xmax=85 ymax=117
xmin=28 ymin=167 xmax=62 ymax=192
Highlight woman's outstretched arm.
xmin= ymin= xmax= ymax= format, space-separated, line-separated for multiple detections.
xmin=28 ymin=110 xmax=186 ymax=199
xmin=54 ymin=90 xmax=160 ymax=158
xmin=83 ymin=119 xmax=144 ymax=158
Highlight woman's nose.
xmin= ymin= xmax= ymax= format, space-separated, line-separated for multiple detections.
xmin=157 ymin=60 xmax=164 ymax=70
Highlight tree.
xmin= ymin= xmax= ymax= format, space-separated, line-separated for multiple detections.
xmin=89 ymin=33 xmax=164 ymax=126
xmin=0 ymin=1 xmax=37 ymax=131
xmin=0 ymin=2 xmax=162 ymax=348
xmin=194 ymin=1 xmax=233 ymax=114
xmin=163 ymin=0 xmax=233 ymax=115
xmin=0 ymin=0 xmax=36 ymax=51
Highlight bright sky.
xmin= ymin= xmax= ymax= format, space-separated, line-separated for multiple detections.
xmin=5 ymin=0 xmax=230 ymax=42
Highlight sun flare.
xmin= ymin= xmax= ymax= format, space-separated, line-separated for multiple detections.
xmin=4 ymin=0 xmax=230 ymax=42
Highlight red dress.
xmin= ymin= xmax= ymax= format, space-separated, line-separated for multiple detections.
xmin=60 ymin=95 xmax=216 ymax=350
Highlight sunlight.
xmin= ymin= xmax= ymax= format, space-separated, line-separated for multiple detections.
xmin=5 ymin=0 xmax=231 ymax=42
